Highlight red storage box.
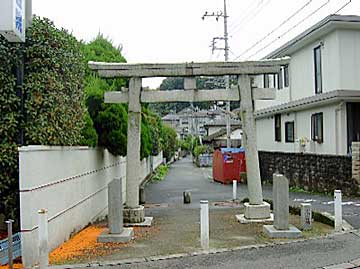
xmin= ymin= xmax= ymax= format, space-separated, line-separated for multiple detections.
xmin=212 ymin=148 xmax=246 ymax=184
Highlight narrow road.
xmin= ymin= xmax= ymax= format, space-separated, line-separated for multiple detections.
xmin=146 ymin=156 xmax=360 ymax=229
xmin=65 ymin=157 xmax=360 ymax=269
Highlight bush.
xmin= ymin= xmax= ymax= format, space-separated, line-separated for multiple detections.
xmin=94 ymin=104 xmax=128 ymax=156
xmin=193 ymin=145 xmax=213 ymax=160
xmin=0 ymin=16 xmax=85 ymax=221
xmin=152 ymin=164 xmax=168 ymax=181
xmin=80 ymin=112 xmax=98 ymax=147
xmin=23 ymin=17 xmax=85 ymax=145
xmin=162 ymin=125 xmax=178 ymax=162
xmin=179 ymin=140 xmax=191 ymax=151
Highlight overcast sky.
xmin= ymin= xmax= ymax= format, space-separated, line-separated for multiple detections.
xmin=33 ymin=0 xmax=358 ymax=87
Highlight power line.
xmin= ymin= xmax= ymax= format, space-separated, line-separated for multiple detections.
xmin=228 ymin=0 xmax=272 ymax=36
xmin=228 ymin=0 xmax=264 ymax=30
xmin=333 ymin=0 xmax=352 ymax=13
xmin=233 ymin=0 xmax=314 ymax=61
xmin=245 ymin=0 xmax=331 ymax=60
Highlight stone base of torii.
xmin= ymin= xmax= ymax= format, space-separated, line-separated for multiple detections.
xmin=89 ymin=59 xmax=290 ymax=224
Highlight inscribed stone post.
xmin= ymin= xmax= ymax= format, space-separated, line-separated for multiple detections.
xmin=98 ymin=177 xmax=134 ymax=243
xmin=300 ymin=203 xmax=312 ymax=230
xmin=273 ymin=173 xmax=289 ymax=230
xmin=263 ymin=174 xmax=301 ymax=238
xmin=108 ymin=178 xmax=123 ymax=234
xmin=352 ymin=142 xmax=360 ymax=183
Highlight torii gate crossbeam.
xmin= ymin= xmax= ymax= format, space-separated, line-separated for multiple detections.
xmin=89 ymin=58 xmax=290 ymax=224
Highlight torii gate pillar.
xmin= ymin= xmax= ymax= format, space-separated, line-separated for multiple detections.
xmin=123 ymin=77 xmax=145 ymax=223
xmin=239 ymin=75 xmax=270 ymax=220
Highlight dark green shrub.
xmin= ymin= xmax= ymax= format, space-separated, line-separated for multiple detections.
xmin=94 ymin=104 xmax=128 ymax=156
xmin=0 ymin=16 xmax=85 ymax=221
xmin=162 ymin=125 xmax=178 ymax=162
xmin=80 ymin=112 xmax=98 ymax=147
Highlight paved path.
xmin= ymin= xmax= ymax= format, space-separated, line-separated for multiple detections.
xmin=146 ymin=156 xmax=360 ymax=228
xmin=59 ymin=157 xmax=360 ymax=269
xmin=94 ymin=231 xmax=360 ymax=269
xmin=61 ymin=231 xmax=360 ymax=269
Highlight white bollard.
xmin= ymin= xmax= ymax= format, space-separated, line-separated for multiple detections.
xmin=6 ymin=219 xmax=14 ymax=269
xmin=233 ymin=180 xmax=237 ymax=201
xmin=200 ymin=200 xmax=209 ymax=250
xmin=334 ymin=190 xmax=342 ymax=232
xmin=38 ymin=209 xmax=49 ymax=269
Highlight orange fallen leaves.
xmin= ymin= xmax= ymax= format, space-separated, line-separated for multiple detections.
xmin=49 ymin=225 xmax=107 ymax=263
xmin=49 ymin=223 xmax=159 ymax=264
xmin=0 ymin=264 xmax=22 ymax=269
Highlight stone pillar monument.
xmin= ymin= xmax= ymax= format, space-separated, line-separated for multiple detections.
xmin=352 ymin=142 xmax=360 ymax=184
xmin=263 ymin=174 xmax=301 ymax=238
xmin=98 ymin=178 xmax=133 ymax=242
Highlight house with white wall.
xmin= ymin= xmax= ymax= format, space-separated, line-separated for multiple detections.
xmin=255 ymin=14 xmax=360 ymax=156
xmin=252 ymin=14 xmax=360 ymax=195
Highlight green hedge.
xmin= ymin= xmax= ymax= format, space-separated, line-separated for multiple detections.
xmin=0 ymin=17 xmax=85 ymax=221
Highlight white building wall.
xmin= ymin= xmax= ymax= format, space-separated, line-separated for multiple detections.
xmin=208 ymin=126 xmax=222 ymax=136
xmin=19 ymin=146 xmax=163 ymax=268
xmin=255 ymin=31 xmax=344 ymax=111
xmin=256 ymin=103 xmax=347 ymax=155
xmin=338 ymin=30 xmax=360 ymax=90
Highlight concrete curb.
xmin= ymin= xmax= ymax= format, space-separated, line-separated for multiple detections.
xmin=50 ymin=229 xmax=359 ymax=269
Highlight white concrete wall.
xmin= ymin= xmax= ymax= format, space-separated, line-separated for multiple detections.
xmin=208 ymin=126 xmax=222 ymax=136
xmin=256 ymin=102 xmax=347 ymax=155
xmin=338 ymin=30 xmax=360 ymax=90
xmin=254 ymin=30 xmax=344 ymax=111
xmin=19 ymin=146 xmax=163 ymax=268
xmin=215 ymin=128 xmax=242 ymax=140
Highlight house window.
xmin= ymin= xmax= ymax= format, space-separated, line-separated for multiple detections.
xmin=278 ymin=69 xmax=283 ymax=89
xmin=275 ymin=114 xmax=281 ymax=142
xmin=284 ymin=65 xmax=289 ymax=87
xmin=264 ymin=74 xmax=269 ymax=88
xmin=285 ymin=121 xmax=295 ymax=143
xmin=311 ymin=112 xmax=323 ymax=143
xmin=314 ymin=46 xmax=322 ymax=94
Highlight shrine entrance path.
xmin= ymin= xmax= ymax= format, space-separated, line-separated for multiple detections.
xmin=145 ymin=156 xmax=360 ymax=229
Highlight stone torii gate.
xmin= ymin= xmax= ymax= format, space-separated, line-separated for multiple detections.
xmin=89 ymin=59 xmax=290 ymax=224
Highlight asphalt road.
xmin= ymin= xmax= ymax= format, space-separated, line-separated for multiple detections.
xmin=146 ymin=156 xmax=360 ymax=228
xmin=61 ymin=157 xmax=360 ymax=269
xmin=113 ymin=231 xmax=360 ymax=269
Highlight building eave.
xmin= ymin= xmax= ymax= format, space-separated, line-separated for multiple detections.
xmin=255 ymin=90 xmax=360 ymax=118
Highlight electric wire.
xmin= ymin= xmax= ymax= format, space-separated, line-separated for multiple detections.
xmin=245 ymin=0 xmax=331 ymax=60
xmin=228 ymin=0 xmax=265 ymax=30
xmin=333 ymin=0 xmax=352 ymax=14
xmin=233 ymin=0 xmax=314 ymax=60
xmin=228 ymin=0 xmax=272 ymax=35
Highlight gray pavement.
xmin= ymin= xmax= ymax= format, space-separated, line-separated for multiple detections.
xmin=102 ymin=231 xmax=360 ymax=269
xmin=56 ymin=156 xmax=360 ymax=269
xmin=146 ymin=156 xmax=360 ymax=229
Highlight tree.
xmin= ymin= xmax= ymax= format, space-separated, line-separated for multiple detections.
xmin=83 ymin=35 xmax=169 ymax=160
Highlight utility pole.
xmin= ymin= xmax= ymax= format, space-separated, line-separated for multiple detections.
xmin=26 ymin=0 xmax=33 ymax=28
xmin=202 ymin=0 xmax=231 ymax=148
